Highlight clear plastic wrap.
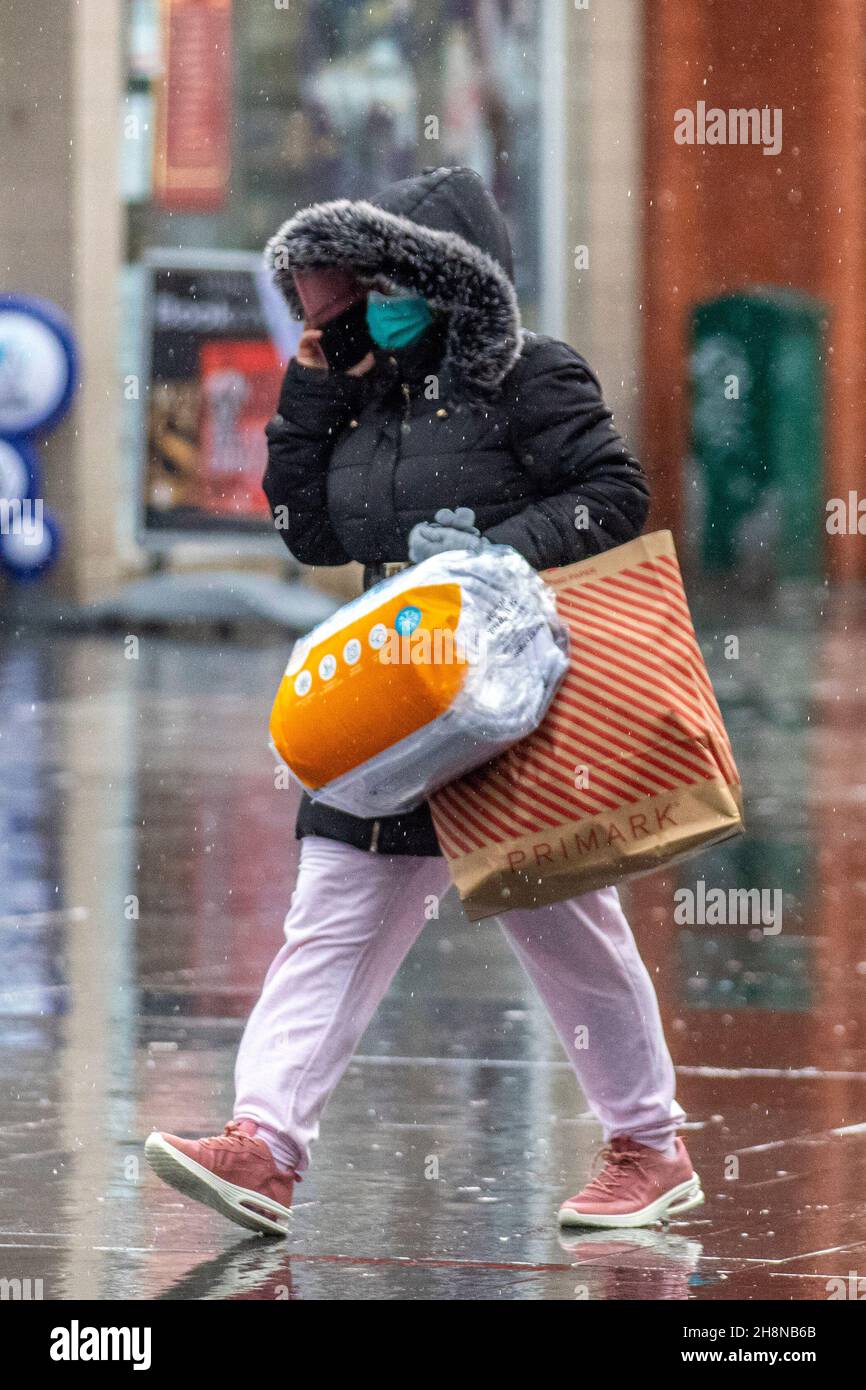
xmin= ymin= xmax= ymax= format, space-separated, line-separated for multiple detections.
xmin=269 ymin=546 xmax=569 ymax=817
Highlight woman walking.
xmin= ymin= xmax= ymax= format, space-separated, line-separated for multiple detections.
xmin=145 ymin=166 xmax=702 ymax=1236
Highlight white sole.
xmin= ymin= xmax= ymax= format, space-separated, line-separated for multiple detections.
xmin=144 ymin=1132 xmax=292 ymax=1237
xmin=557 ymin=1173 xmax=705 ymax=1229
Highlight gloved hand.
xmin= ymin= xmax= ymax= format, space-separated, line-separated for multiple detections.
xmin=408 ymin=507 xmax=490 ymax=563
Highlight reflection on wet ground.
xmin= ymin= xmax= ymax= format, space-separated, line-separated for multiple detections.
xmin=1 ymin=591 xmax=865 ymax=1300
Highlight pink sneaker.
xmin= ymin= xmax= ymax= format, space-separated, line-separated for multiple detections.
xmin=558 ymin=1136 xmax=704 ymax=1229
xmin=145 ymin=1120 xmax=298 ymax=1236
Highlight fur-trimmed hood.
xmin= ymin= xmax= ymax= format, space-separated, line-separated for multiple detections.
xmin=266 ymin=166 xmax=523 ymax=394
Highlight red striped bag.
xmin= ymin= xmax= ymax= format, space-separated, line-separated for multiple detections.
xmin=429 ymin=531 xmax=744 ymax=920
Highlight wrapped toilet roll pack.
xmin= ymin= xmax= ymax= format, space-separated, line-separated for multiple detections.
xmin=269 ymin=547 xmax=568 ymax=818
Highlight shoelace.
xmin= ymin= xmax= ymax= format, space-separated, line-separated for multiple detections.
xmin=201 ymin=1123 xmax=302 ymax=1180
xmin=198 ymin=1121 xmax=258 ymax=1151
xmin=581 ymin=1145 xmax=644 ymax=1198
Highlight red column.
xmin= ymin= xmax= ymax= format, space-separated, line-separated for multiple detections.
xmin=641 ymin=0 xmax=866 ymax=580
xmin=812 ymin=0 xmax=866 ymax=581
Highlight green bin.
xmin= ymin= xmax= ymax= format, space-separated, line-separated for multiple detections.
xmin=689 ymin=289 xmax=825 ymax=580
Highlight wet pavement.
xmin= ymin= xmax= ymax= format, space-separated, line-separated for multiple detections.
xmin=1 ymin=592 xmax=866 ymax=1301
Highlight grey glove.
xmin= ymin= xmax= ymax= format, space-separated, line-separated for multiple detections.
xmin=408 ymin=507 xmax=490 ymax=563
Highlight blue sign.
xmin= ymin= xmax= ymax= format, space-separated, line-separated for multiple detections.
xmin=0 ymin=295 xmax=76 ymax=579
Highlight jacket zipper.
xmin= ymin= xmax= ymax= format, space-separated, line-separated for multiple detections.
xmin=370 ymin=373 xmax=406 ymax=857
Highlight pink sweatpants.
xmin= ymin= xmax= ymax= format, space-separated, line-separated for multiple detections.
xmin=234 ymin=836 xmax=683 ymax=1171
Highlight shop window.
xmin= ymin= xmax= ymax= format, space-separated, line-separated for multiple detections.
xmin=123 ymin=0 xmax=541 ymax=321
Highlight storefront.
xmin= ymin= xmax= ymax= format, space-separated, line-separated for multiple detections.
xmin=122 ymin=0 xmax=552 ymax=546
xmin=0 ymin=0 xmax=645 ymax=602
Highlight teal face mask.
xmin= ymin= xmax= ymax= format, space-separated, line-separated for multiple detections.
xmin=366 ymin=290 xmax=433 ymax=350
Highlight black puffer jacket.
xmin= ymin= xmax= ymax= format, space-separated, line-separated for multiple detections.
xmin=264 ymin=166 xmax=649 ymax=856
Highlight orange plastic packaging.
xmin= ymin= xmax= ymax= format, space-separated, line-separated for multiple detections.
xmin=270 ymin=549 xmax=568 ymax=818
